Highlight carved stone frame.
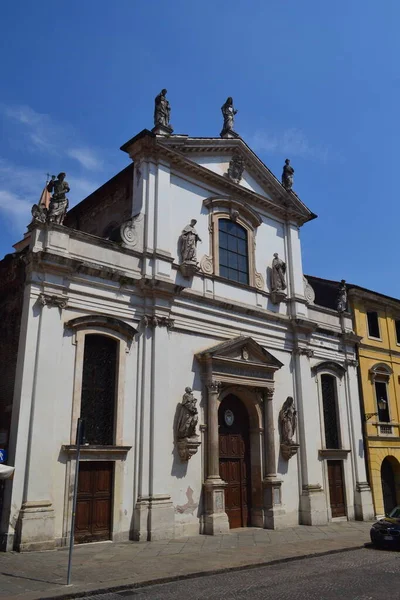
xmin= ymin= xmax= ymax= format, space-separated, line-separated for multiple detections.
xmin=202 ymin=197 xmax=264 ymax=290
xmin=61 ymin=316 xmax=137 ymax=546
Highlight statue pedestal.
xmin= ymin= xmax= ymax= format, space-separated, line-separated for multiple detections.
xmin=220 ymin=128 xmax=240 ymax=139
xmin=177 ymin=435 xmax=201 ymax=461
xmin=179 ymin=261 xmax=199 ymax=278
xmin=280 ymin=443 xmax=300 ymax=461
xmin=152 ymin=124 xmax=173 ymax=137
xmin=270 ymin=290 xmax=287 ymax=304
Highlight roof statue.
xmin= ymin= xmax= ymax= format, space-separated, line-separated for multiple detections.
xmin=152 ymin=88 xmax=173 ymax=136
xmin=220 ymin=97 xmax=239 ymax=139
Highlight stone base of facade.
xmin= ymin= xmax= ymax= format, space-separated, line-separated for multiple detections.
xmin=133 ymin=494 xmax=175 ymax=541
xmin=299 ymin=485 xmax=328 ymax=525
xmin=15 ymin=501 xmax=56 ymax=552
xmin=203 ymin=478 xmax=230 ymax=535
xmin=263 ymin=478 xmax=287 ymax=529
xmin=354 ymin=481 xmax=375 ymax=521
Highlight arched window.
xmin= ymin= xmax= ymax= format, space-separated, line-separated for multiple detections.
xmin=321 ymin=374 xmax=340 ymax=449
xmin=218 ymin=219 xmax=249 ymax=284
xmin=80 ymin=334 xmax=118 ymax=445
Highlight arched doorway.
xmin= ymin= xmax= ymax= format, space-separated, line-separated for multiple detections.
xmin=218 ymin=394 xmax=251 ymax=528
xmin=381 ymin=457 xmax=397 ymax=515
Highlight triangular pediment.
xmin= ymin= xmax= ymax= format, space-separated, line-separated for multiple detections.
xmin=196 ymin=336 xmax=283 ymax=370
xmin=158 ymin=135 xmax=316 ymax=225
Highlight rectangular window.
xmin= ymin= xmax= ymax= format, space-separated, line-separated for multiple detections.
xmin=375 ymin=381 xmax=390 ymax=423
xmin=395 ymin=320 xmax=400 ymax=345
xmin=80 ymin=334 xmax=118 ymax=445
xmin=321 ymin=374 xmax=340 ymax=449
xmin=218 ymin=219 xmax=249 ymax=285
xmin=367 ymin=311 xmax=380 ymax=339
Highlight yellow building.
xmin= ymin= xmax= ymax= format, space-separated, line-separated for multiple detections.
xmin=348 ymin=286 xmax=400 ymax=517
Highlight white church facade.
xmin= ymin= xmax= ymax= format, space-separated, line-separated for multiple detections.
xmin=0 ymin=100 xmax=374 ymax=551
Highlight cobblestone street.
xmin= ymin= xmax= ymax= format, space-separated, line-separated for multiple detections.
xmin=0 ymin=522 xmax=375 ymax=599
xmin=82 ymin=548 xmax=400 ymax=600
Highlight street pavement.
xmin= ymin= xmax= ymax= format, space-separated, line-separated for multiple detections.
xmin=82 ymin=547 xmax=400 ymax=599
xmin=0 ymin=522 xmax=378 ymax=599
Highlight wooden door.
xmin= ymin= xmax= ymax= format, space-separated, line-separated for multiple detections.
xmin=219 ymin=395 xmax=251 ymax=528
xmin=327 ymin=460 xmax=346 ymax=518
xmin=381 ymin=458 xmax=397 ymax=515
xmin=75 ymin=461 xmax=113 ymax=544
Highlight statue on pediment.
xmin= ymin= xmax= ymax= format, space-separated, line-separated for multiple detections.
xmin=43 ymin=172 xmax=69 ymax=225
xmin=221 ymin=97 xmax=239 ymax=138
xmin=153 ymin=89 xmax=173 ymax=135
xmin=282 ymin=158 xmax=294 ymax=191
xmin=271 ymin=253 xmax=287 ymax=292
xmin=337 ymin=279 xmax=347 ymax=312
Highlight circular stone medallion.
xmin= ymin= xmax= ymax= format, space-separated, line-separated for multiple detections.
xmin=224 ymin=409 xmax=234 ymax=427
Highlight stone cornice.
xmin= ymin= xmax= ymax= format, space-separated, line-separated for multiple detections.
xmin=349 ymin=287 xmax=400 ymax=313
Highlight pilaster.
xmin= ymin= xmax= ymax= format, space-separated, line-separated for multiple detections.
xmin=262 ymin=387 xmax=286 ymax=528
xmin=203 ymin=379 xmax=229 ymax=535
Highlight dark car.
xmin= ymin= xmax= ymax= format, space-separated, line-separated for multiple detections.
xmin=370 ymin=506 xmax=400 ymax=548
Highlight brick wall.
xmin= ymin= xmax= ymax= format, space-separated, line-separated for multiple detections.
xmin=65 ymin=164 xmax=133 ymax=237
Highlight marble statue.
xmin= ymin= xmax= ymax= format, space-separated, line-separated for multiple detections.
xmin=179 ymin=219 xmax=202 ymax=263
xmin=337 ymin=279 xmax=347 ymax=312
xmin=154 ymin=89 xmax=171 ymax=129
xmin=176 ymin=387 xmax=199 ymax=439
xmin=221 ymin=97 xmax=238 ymax=134
xmin=47 ymin=173 xmax=70 ymax=224
xmin=279 ymin=396 xmax=297 ymax=445
xmin=271 ymin=253 xmax=287 ymax=292
xmin=282 ymin=159 xmax=294 ymax=190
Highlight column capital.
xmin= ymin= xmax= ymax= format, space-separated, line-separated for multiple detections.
xmin=207 ymin=380 xmax=221 ymax=393
xmin=265 ymin=387 xmax=274 ymax=401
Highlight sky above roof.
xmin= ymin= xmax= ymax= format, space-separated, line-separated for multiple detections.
xmin=1 ymin=1 xmax=399 ymax=296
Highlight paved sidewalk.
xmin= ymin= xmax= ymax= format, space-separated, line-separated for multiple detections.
xmin=0 ymin=521 xmax=373 ymax=600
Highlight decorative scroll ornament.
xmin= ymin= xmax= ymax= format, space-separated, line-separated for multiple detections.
xmin=303 ymin=276 xmax=315 ymax=305
xmin=200 ymin=254 xmax=213 ymax=275
xmin=227 ymin=153 xmax=245 ymax=183
xmin=279 ymin=396 xmax=300 ymax=460
xmin=255 ymin=271 xmax=265 ymax=291
xmin=38 ymin=293 xmax=68 ymax=309
xmin=176 ymin=387 xmax=201 ymax=461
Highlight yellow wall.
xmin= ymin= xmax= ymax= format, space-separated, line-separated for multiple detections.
xmin=350 ymin=294 xmax=400 ymax=516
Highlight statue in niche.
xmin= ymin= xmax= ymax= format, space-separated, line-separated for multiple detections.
xmin=176 ymin=387 xmax=199 ymax=439
xmin=227 ymin=152 xmax=245 ymax=183
xmin=153 ymin=88 xmax=173 ymax=132
xmin=271 ymin=253 xmax=287 ymax=292
xmin=179 ymin=219 xmax=202 ymax=263
xmin=337 ymin=279 xmax=347 ymax=312
xmin=221 ymin=97 xmax=238 ymax=137
xmin=282 ymin=159 xmax=294 ymax=191
xmin=47 ymin=172 xmax=70 ymax=224
xmin=279 ymin=396 xmax=297 ymax=445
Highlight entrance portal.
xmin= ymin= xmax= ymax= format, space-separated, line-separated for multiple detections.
xmin=327 ymin=460 xmax=346 ymax=518
xmin=75 ymin=461 xmax=113 ymax=544
xmin=218 ymin=395 xmax=251 ymax=528
xmin=381 ymin=457 xmax=397 ymax=515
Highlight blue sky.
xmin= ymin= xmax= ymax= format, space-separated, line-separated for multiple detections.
xmin=1 ymin=1 xmax=399 ymax=296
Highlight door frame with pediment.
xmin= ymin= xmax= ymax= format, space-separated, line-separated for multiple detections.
xmin=196 ymin=336 xmax=285 ymax=534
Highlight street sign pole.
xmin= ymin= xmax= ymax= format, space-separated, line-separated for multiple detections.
xmin=67 ymin=418 xmax=84 ymax=586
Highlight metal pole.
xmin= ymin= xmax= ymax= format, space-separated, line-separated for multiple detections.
xmin=67 ymin=418 xmax=84 ymax=586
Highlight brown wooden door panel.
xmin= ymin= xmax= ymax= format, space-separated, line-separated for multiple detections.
xmin=75 ymin=461 xmax=113 ymax=543
xmin=219 ymin=395 xmax=251 ymax=529
xmin=327 ymin=460 xmax=346 ymax=518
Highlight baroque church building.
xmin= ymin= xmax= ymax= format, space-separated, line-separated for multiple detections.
xmin=0 ymin=93 xmax=374 ymax=551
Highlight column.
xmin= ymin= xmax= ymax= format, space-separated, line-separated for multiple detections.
xmin=262 ymin=387 xmax=286 ymax=529
xmin=204 ymin=379 xmax=229 ymax=535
